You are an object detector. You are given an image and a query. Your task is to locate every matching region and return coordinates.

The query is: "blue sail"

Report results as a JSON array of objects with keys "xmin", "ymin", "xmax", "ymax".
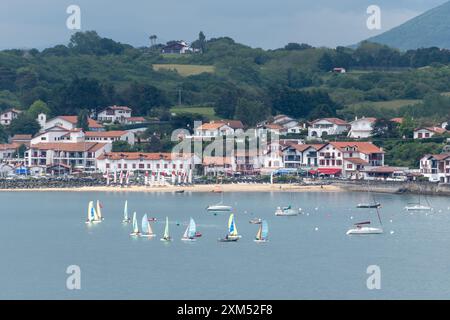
[
  {"xmin": 142, "ymin": 214, "xmax": 149, "ymax": 232},
  {"xmin": 90, "ymin": 207, "xmax": 96, "ymax": 220},
  {"xmin": 261, "ymin": 220, "xmax": 269, "ymax": 239}
]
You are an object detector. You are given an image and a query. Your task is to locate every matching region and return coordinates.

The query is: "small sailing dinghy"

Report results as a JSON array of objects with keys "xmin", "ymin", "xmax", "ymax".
[
  {"xmin": 218, "ymin": 213, "xmax": 241, "ymax": 242},
  {"xmin": 122, "ymin": 200, "xmax": 131, "ymax": 223},
  {"xmin": 160, "ymin": 216, "xmax": 172, "ymax": 242},
  {"xmin": 346, "ymin": 221, "xmax": 383, "ymax": 235},
  {"xmin": 140, "ymin": 214, "xmax": 155, "ymax": 238},
  {"xmin": 130, "ymin": 212, "xmax": 141, "ymax": 236},
  {"xmin": 181, "ymin": 217, "xmax": 197, "ymax": 241},
  {"xmin": 254, "ymin": 220, "xmax": 269, "ymax": 243},
  {"xmin": 275, "ymin": 205, "xmax": 299, "ymax": 216}
]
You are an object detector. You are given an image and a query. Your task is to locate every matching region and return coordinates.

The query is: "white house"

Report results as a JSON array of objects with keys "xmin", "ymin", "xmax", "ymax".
[
  {"xmin": 281, "ymin": 144, "xmax": 323, "ymax": 169},
  {"xmin": 97, "ymin": 152, "xmax": 199, "ymax": 175},
  {"xmin": 42, "ymin": 115, "xmax": 104, "ymax": 132},
  {"xmin": 84, "ymin": 131, "xmax": 135, "ymax": 145},
  {"xmin": 348, "ymin": 117, "xmax": 377, "ymax": 139},
  {"xmin": 308, "ymin": 118, "xmax": 349, "ymax": 138},
  {"xmin": 420, "ymin": 153, "xmax": 450, "ymax": 183},
  {"xmin": 315, "ymin": 142, "xmax": 384, "ymax": 178},
  {"xmin": 97, "ymin": 106, "xmax": 132, "ymax": 124},
  {"xmin": 0, "ymin": 108, "xmax": 21, "ymax": 125},
  {"xmin": 414, "ymin": 127, "xmax": 446, "ymax": 139},
  {"xmin": 25, "ymin": 142, "xmax": 111, "ymax": 172},
  {"xmin": 161, "ymin": 41, "xmax": 192, "ymax": 54},
  {"xmin": 194, "ymin": 120, "xmax": 244, "ymax": 137},
  {"xmin": 0, "ymin": 143, "xmax": 19, "ymax": 160}
]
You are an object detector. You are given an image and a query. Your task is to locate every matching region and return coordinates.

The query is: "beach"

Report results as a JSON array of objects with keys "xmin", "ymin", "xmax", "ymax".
[{"xmin": 0, "ymin": 183, "xmax": 342, "ymax": 193}]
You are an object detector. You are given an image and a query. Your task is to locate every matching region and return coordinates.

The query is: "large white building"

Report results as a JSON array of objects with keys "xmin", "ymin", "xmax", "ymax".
[
  {"xmin": 97, "ymin": 106, "xmax": 132, "ymax": 124},
  {"xmin": 414, "ymin": 127, "xmax": 446, "ymax": 139},
  {"xmin": 40, "ymin": 115, "xmax": 104, "ymax": 132},
  {"xmin": 0, "ymin": 108, "xmax": 21, "ymax": 125},
  {"xmin": 308, "ymin": 118, "xmax": 349, "ymax": 138},
  {"xmin": 348, "ymin": 117, "xmax": 376, "ymax": 139},
  {"xmin": 194, "ymin": 120, "xmax": 244, "ymax": 137},
  {"xmin": 420, "ymin": 153, "xmax": 450, "ymax": 183}
]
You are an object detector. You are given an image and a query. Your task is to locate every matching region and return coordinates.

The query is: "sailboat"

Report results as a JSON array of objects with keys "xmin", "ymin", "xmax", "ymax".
[
  {"xmin": 347, "ymin": 206, "xmax": 383, "ymax": 235},
  {"xmin": 160, "ymin": 216, "xmax": 172, "ymax": 242},
  {"xmin": 254, "ymin": 220, "xmax": 269, "ymax": 243},
  {"xmin": 405, "ymin": 191, "xmax": 432, "ymax": 211},
  {"xmin": 218, "ymin": 213, "xmax": 241, "ymax": 242},
  {"xmin": 122, "ymin": 200, "xmax": 131, "ymax": 223},
  {"xmin": 130, "ymin": 212, "xmax": 141, "ymax": 236},
  {"xmin": 140, "ymin": 214, "xmax": 156, "ymax": 237},
  {"xmin": 357, "ymin": 181, "xmax": 381, "ymax": 208},
  {"xmin": 206, "ymin": 192, "xmax": 232, "ymax": 212},
  {"xmin": 96, "ymin": 200, "xmax": 104, "ymax": 221},
  {"xmin": 181, "ymin": 217, "xmax": 197, "ymax": 241}
]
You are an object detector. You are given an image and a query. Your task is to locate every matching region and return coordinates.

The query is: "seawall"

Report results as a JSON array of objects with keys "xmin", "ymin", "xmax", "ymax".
[{"xmin": 334, "ymin": 180, "xmax": 450, "ymax": 196}]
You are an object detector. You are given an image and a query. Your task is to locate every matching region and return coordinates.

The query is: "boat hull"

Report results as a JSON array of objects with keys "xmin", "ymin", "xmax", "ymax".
[
  {"xmin": 160, "ymin": 237, "xmax": 173, "ymax": 242},
  {"xmin": 181, "ymin": 237, "xmax": 196, "ymax": 242},
  {"xmin": 140, "ymin": 233, "xmax": 156, "ymax": 238},
  {"xmin": 346, "ymin": 227, "xmax": 383, "ymax": 235},
  {"xmin": 357, "ymin": 203, "xmax": 381, "ymax": 208},
  {"xmin": 207, "ymin": 206, "xmax": 232, "ymax": 212},
  {"xmin": 254, "ymin": 239, "xmax": 268, "ymax": 243},
  {"xmin": 130, "ymin": 232, "xmax": 141, "ymax": 236},
  {"xmin": 405, "ymin": 206, "xmax": 432, "ymax": 211},
  {"xmin": 275, "ymin": 209, "xmax": 298, "ymax": 216}
]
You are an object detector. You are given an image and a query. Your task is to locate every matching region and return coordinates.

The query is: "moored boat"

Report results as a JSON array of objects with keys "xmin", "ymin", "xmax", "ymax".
[
  {"xmin": 140, "ymin": 214, "xmax": 156, "ymax": 238},
  {"xmin": 275, "ymin": 205, "xmax": 299, "ymax": 216},
  {"xmin": 160, "ymin": 216, "xmax": 172, "ymax": 242},
  {"xmin": 181, "ymin": 217, "xmax": 197, "ymax": 241},
  {"xmin": 346, "ymin": 221, "xmax": 383, "ymax": 235},
  {"xmin": 130, "ymin": 212, "xmax": 141, "ymax": 236}
]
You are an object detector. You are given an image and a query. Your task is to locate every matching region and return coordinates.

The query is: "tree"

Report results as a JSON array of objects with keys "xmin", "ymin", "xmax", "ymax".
[
  {"xmin": 214, "ymin": 90, "xmax": 239, "ymax": 119},
  {"xmin": 234, "ymin": 98, "xmax": 271, "ymax": 126},
  {"xmin": 8, "ymin": 113, "xmax": 41, "ymax": 136},
  {"xmin": 13, "ymin": 144, "xmax": 27, "ymax": 158},
  {"xmin": 28, "ymin": 100, "xmax": 50, "ymax": 118},
  {"xmin": 77, "ymin": 109, "xmax": 90, "ymax": 131},
  {"xmin": 318, "ymin": 53, "xmax": 334, "ymax": 71},
  {"xmin": 398, "ymin": 116, "xmax": 416, "ymax": 138},
  {"xmin": 372, "ymin": 118, "xmax": 399, "ymax": 139},
  {"xmin": 112, "ymin": 140, "xmax": 134, "ymax": 152},
  {"xmin": 120, "ymin": 82, "xmax": 169, "ymax": 115}
]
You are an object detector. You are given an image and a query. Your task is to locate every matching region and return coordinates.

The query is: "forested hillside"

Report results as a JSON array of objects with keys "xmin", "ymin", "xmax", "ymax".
[{"xmin": 2, "ymin": 31, "xmax": 450, "ymax": 128}]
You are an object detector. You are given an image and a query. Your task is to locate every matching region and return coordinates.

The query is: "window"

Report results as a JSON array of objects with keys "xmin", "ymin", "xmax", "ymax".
[
  {"xmin": 347, "ymin": 164, "xmax": 353, "ymax": 169},
  {"xmin": 139, "ymin": 164, "xmax": 144, "ymax": 169},
  {"xmin": 147, "ymin": 164, "xmax": 151, "ymax": 169},
  {"xmin": 336, "ymin": 160, "xmax": 342, "ymax": 166},
  {"xmin": 132, "ymin": 164, "xmax": 136, "ymax": 169},
  {"xmin": 106, "ymin": 164, "xmax": 110, "ymax": 169},
  {"xmin": 157, "ymin": 164, "xmax": 160, "ymax": 169},
  {"xmin": 320, "ymin": 160, "xmax": 325, "ymax": 165},
  {"xmin": 124, "ymin": 164, "xmax": 128, "ymax": 169},
  {"xmin": 118, "ymin": 164, "xmax": 122, "ymax": 169}
]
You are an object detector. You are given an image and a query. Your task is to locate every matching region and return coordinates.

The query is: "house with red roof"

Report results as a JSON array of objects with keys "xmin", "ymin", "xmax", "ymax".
[
  {"xmin": 281, "ymin": 144, "xmax": 324, "ymax": 169},
  {"xmin": 43, "ymin": 115, "xmax": 104, "ymax": 132},
  {"xmin": 414, "ymin": 127, "xmax": 447, "ymax": 139},
  {"xmin": 308, "ymin": 118, "xmax": 350, "ymax": 138},
  {"xmin": 420, "ymin": 153, "xmax": 450, "ymax": 182},
  {"xmin": 97, "ymin": 105, "xmax": 132, "ymax": 124},
  {"xmin": 194, "ymin": 120, "xmax": 244, "ymax": 137},
  {"xmin": 314, "ymin": 142, "xmax": 385, "ymax": 178}
]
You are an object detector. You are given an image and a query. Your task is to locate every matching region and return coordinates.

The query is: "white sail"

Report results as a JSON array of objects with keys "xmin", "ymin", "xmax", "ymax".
[
  {"xmin": 132, "ymin": 212, "xmax": 139, "ymax": 234},
  {"xmin": 87, "ymin": 201, "xmax": 95, "ymax": 222},
  {"xmin": 96, "ymin": 200, "xmax": 103, "ymax": 220}
]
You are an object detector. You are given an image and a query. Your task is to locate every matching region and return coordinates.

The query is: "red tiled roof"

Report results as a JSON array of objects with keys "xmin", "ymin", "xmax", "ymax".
[
  {"xmin": 103, "ymin": 105, "xmax": 132, "ymax": 111},
  {"xmin": 11, "ymin": 134, "xmax": 32, "ymax": 140},
  {"xmin": 85, "ymin": 131, "xmax": 128, "ymax": 138},
  {"xmin": 285, "ymin": 144, "xmax": 325, "ymax": 152},
  {"xmin": 127, "ymin": 117, "xmax": 146, "ymax": 122},
  {"xmin": 351, "ymin": 117, "xmax": 377, "ymax": 124},
  {"xmin": 415, "ymin": 127, "xmax": 447, "ymax": 134},
  {"xmin": 390, "ymin": 117, "xmax": 403, "ymax": 124},
  {"xmin": 311, "ymin": 118, "xmax": 349, "ymax": 126},
  {"xmin": 0, "ymin": 143, "xmax": 19, "ymax": 151},
  {"xmin": 57, "ymin": 116, "xmax": 104, "ymax": 129},
  {"xmin": 323, "ymin": 142, "xmax": 384, "ymax": 154},
  {"xmin": 345, "ymin": 158, "xmax": 369, "ymax": 165}
]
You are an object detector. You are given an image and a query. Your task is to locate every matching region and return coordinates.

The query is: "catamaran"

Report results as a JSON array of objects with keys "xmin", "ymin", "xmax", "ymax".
[
  {"xmin": 122, "ymin": 200, "xmax": 131, "ymax": 223},
  {"xmin": 218, "ymin": 213, "xmax": 241, "ymax": 242},
  {"xmin": 160, "ymin": 216, "xmax": 172, "ymax": 242},
  {"xmin": 130, "ymin": 212, "xmax": 141, "ymax": 236},
  {"xmin": 275, "ymin": 205, "xmax": 299, "ymax": 216},
  {"xmin": 96, "ymin": 200, "xmax": 104, "ymax": 221},
  {"xmin": 140, "ymin": 214, "xmax": 155, "ymax": 238},
  {"xmin": 254, "ymin": 220, "xmax": 269, "ymax": 243},
  {"xmin": 181, "ymin": 217, "xmax": 197, "ymax": 241},
  {"xmin": 86, "ymin": 201, "xmax": 101, "ymax": 224}
]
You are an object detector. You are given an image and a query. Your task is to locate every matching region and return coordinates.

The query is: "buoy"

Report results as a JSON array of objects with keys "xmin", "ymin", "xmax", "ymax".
[
  {"xmin": 350, "ymin": 216, "xmax": 354, "ymax": 220},
  {"xmin": 390, "ymin": 219, "xmax": 393, "ymax": 223},
  {"xmin": 390, "ymin": 230, "xmax": 395, "ymax": 234},
  {"xmin": 314, "ymin": 227, "xmax": 319, "ymax": 231}
]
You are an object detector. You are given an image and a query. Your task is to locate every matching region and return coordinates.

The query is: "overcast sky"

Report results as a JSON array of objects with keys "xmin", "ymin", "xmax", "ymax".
[{"xmin": 0, "ymin": 0, "xmax": 447, "ymax": 50}]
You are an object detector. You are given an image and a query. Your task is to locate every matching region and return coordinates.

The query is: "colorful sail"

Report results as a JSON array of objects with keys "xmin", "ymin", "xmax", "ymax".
[
  {"xmin": 256, "ymin": 225, "xmax": 262, "ymax": 240},
  {"xmin": 87, "ymin": 201, "xmax": 95, "ymax": 222},
  {"xmin": 228, "ymin": 214, "xmax": 238, "ymax": 236},
  {"xmin": 261, "ymin": 220, "xmax": 268, "ymax": 239},
  {"xmin": 132, "ymin": 212, "xmax": 139, "ymax": 233}
]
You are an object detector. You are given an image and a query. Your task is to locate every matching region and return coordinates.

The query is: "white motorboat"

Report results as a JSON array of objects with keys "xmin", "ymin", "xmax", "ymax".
[{"xmin": 405, "ymin": 204, "xmax": 432, "ymax": 211}]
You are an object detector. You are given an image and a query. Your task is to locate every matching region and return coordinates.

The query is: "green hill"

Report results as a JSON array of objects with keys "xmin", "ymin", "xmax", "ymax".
[{"xmin": 366, "ymin": 1, "xmax": 450, "ymax": 50}]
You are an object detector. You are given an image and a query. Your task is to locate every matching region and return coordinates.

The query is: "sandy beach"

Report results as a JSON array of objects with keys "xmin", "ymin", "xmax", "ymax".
[{"xmin": 0, "ymin": 183, "xmax": 342, "ymax": 193}]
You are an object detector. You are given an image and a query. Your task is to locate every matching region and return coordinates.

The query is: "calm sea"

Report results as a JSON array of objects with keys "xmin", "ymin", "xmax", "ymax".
[{"xmin": 0, "ymin": 190, "xmax": 449, "ymax": 299}]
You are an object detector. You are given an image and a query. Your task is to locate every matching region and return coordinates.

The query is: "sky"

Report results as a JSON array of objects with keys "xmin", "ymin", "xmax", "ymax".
[{"xmin": 0, "ymin": 0, "xmax": 447, "ymax": 50}]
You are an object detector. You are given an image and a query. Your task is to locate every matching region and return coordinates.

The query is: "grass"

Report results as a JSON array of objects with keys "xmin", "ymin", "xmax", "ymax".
[
  {"xmin": 170, "ymin": 106, "xmax": 218, "ymax": 119},
  {"xmin": 348, "ymin": 99, "xmax": 422, "ymax": 109},
  {"xmin": 153, "ymin": 64, "xmax": 215, "ymax": 77}
]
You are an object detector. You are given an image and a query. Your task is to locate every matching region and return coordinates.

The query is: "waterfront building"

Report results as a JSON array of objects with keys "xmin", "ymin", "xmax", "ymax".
[{"xmin": 420, "ymin": 153, "xmax": 450, "ymax": 182}]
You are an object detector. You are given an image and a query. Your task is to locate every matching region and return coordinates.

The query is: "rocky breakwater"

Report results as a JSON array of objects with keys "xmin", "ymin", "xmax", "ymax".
[
  {"xmin": 0, "ymin": 176, "xmax": 106, "ymax": 190},
  {"xmin": 334, "ymin": 180, "xmax": 450, "ymax": 196}
]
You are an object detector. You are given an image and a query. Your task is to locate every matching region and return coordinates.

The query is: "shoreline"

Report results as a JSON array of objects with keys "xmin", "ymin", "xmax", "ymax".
[{"xmin": 0, "ymin": 183, "xmax": 342, "ymax": 193}]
